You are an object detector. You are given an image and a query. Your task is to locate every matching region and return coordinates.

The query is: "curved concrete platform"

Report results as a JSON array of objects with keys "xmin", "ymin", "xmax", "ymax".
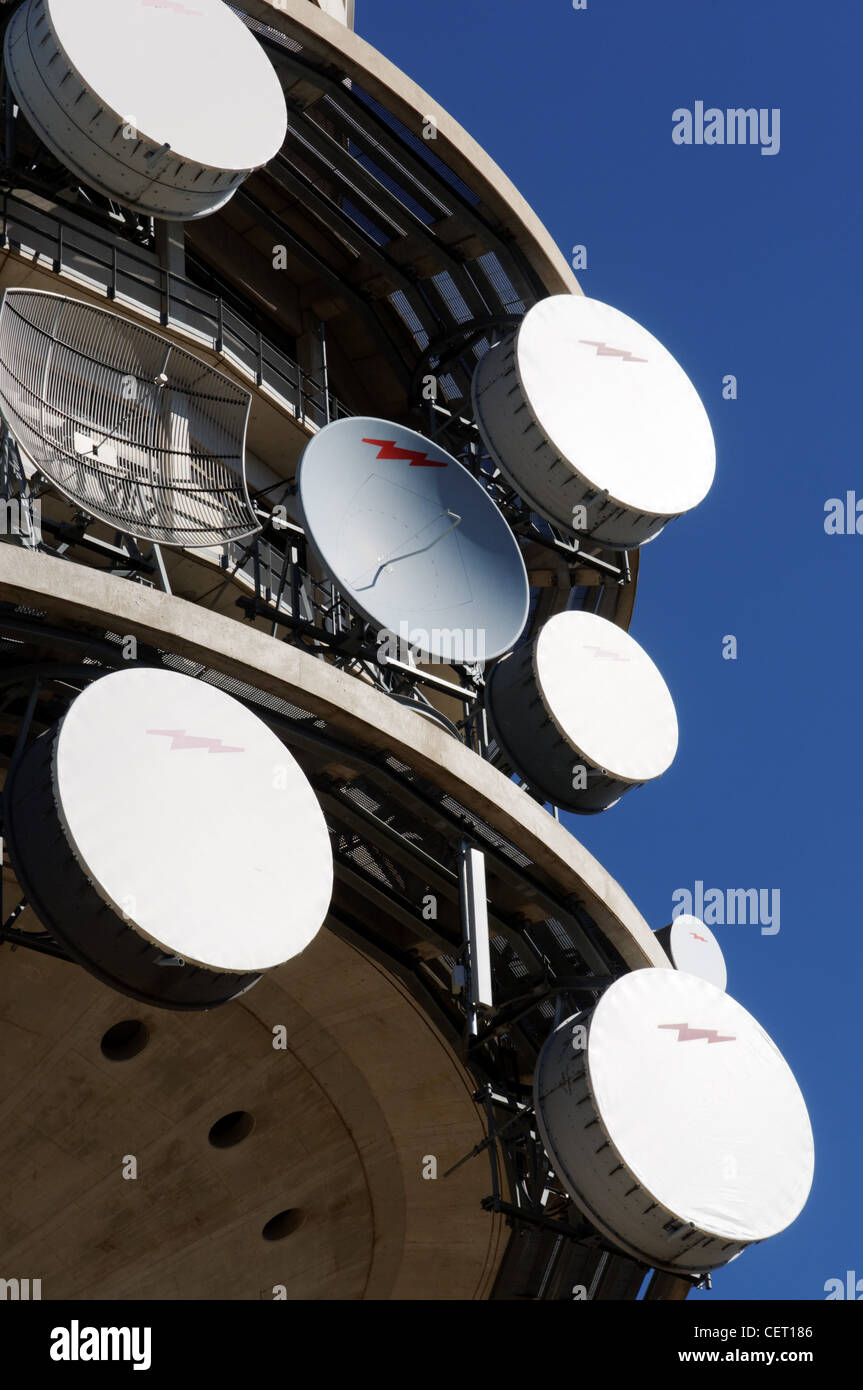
[
  {"xmin": 0, "ymin": 917, "xmax": 502, "ymax": 1299},
  {"xmin": 0, "ymin": 546, "xmax": 667, "ymax": 972}
]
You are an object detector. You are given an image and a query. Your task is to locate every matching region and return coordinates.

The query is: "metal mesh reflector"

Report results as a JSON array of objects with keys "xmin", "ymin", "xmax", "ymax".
[{"xmin": 0, "ymin": 289, "xmax": 259, "ymax": 547}]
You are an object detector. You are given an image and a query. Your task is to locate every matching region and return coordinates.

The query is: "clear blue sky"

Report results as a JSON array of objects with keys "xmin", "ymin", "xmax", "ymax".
[{"xmin": 360, "ymin": 0, "xmax": 861, "ymax": 1301}]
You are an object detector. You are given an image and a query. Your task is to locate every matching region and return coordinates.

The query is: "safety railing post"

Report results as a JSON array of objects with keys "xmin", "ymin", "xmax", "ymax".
[{"xmin": 0, "ymin": 193, "xmax": 350, "ymax": 422}]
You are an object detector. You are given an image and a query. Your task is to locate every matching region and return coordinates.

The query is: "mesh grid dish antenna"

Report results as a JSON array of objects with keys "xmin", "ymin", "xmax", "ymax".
[
  {"xmin": 472, "ymin": 295, "xmax": 715, "ymax": 548},
  {"xmin": 0, "ymin": 289, "xmax": 260, "ymax": 547},
  {"xmin": 3, "ymin": 668, "xmax": 334, "ymax": 1010},
  {"xmin": 656, "ymin": 915, "xmax": 728, "ymax": 992},
  {"xmin": 4, "ymin": 0, "xmax": 287, "ymax": 220},
  {"xmin": 297, "ymin": 417, "xmax": 529, "ymax": 664},
  {"xmin": 534, "ymin": 970, "xmax": 814, "ymax": 1273},
  {"xmin": 486, "ymin": 609, "xmax": 678, "ymax": 813}
]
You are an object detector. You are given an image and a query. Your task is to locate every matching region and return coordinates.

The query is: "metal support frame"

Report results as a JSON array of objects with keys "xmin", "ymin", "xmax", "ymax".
[
  {"xmin": 447, "ymin": 1082, "xmax": 586, "ymax": 1238},
  {"xmin": 0, "ymin": 676, "xmax": 73, "ymax": 965},
  {"xmin": 0, "ymin": 417, "xmax": 40, "ymax": 549},
  {"xmin": 0, "ymin": 419, "xmax": 178, "ymax": 588},
  {"xmin": 446, "ymin": 1081, "xmax": 709, "ymax": 1295},
  {"xmin": 458, "ymin": 841, "xmax": 493, "ymax": 1036}
]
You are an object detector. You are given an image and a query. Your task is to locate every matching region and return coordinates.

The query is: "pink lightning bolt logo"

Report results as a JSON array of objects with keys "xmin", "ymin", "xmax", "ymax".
[
  {"xmin": 579, "ymin": 339, "xmax": 647, "ymax": 364},
  {"xmin": 143, "ymin": 1, "xmax": 203, "ymax": 14},
  {"xmin": 583, "ymin": 645, "xmax": 630, "ymax": 663},
  {"xmin": 147, "ymin": 730, "xmax": 244, "ymax": 754},
  {"xmin": 658, "ymin": 1023, "xmax": 736, "ymax": 1044},
  {"xmin": 691, "ymin": 931, "xmax": 708, "ymax": 943},
  {"xmin": 362, "ymin": 438, "xmax": 448, "ymax": 467}
]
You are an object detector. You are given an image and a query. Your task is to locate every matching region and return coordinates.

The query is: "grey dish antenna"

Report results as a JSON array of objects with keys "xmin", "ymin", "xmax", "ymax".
[
  {"xmin": 472, "ymin": 295, "xmax": 716, "ymax": 548},
  {"xmin": 4, "ymin": 0, "xmax": 287, "ymax": 220},
  {"xmin": 0, "ymin": 290, "xmax": 259, "ymax": 547},
  {"xmin": 297, "ymin": 417, "xmax": 529, "ymax": 664}
]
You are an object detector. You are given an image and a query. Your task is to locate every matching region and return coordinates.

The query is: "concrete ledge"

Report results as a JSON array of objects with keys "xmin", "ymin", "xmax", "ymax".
[
  {"xmin": 244, "ymin": 0, "xmax": 581, "ymax": 300},
  {"xmin": 0, "ymin": 547, "xmax": 668, "ymax": 970}
]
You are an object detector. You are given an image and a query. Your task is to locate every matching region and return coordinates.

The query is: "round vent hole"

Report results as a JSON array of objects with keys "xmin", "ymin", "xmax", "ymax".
[
  {"xmin": 208, "ymin": 1110, "xmax": 255, "ymax": 1149},
  {"xmin": 262, "ymin": 1209, "xmax": 304, "ymax": 1241},
  {"xmin": 100, "ymin": 1020, "xmax": 149, "ymax": 1062}
]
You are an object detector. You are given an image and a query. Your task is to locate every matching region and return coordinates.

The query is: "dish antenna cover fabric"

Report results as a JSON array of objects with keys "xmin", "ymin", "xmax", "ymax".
[
  {"xmin": 657, "ymin": 915, "xmax": 728, "ymax": 992},
  {"xmin": 297, "ymin": 417, "xmax": 529, "ymax": 663},
  {"xmin": 534, "ymin": 970, "xmax": 814, "ymax": 1273},
  {"xmin": 4, "ymin": 0, "xmax": 287, "ymax": 220},
  {"xmin": 486, "ymin": 610, "xmax": 678, "ymax": 812},
  {"xmin": 3, "ymin": 669, "xmax": 333, "ymax": 1010},
  {"xmin": 0, "ymin": 289, "xmax": 260, "ymax": 547},
  {"xmin": 472, "ymin": 295, "xmax": 715, "ymax": 548}
]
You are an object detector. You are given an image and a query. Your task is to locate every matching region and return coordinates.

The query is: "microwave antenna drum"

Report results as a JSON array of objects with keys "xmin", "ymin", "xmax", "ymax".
[
  {"xmin": 534, "ymin": 970, "xmax": 815, "ymax": 1272},
  {"xmin": 472, "ymin": 295, "xmax": 715, "ymax": 549},
  {"xmin": 3, "ymin": 669, "xmax": 334, "ymax": 1009},
  {"xmin": 3, "ymin": 0, "xmax": 288, "ymax": 220}
]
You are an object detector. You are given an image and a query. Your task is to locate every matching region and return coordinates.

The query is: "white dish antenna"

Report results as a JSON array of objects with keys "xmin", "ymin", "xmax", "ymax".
[
  {"xmin": 486, "ymin": 610, "xmax": 678, "ymax": 812},
  {"xmin": 534, "ymin": 970, "xmax": 814, "ymax": 1272},
  {"xmin": 297, "ymin": 417, "xmax": 529, "ymax": 663},
  {"xmin": 4, "ymin": 0, "xmax": 287, "ymax": 219},
  {"xmin": 4, "ymin": 669, "xmax": 333, "ymax": 1009},
  {"xmin": 657, "ymin": 915, "xmax": 727, "ymax": 992},
  {"xmin": 472, "ymin": 295, "xmax": 715, "ymax": 548},
  {"xmin": 0, "ymin": 289, "xmax": 260, "ymax": 547}
]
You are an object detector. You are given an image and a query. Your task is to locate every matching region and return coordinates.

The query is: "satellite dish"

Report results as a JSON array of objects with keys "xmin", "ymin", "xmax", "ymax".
[
  {"xmin": 4, "ymin": 0, "xmax": 287, "ymax": 220},
  {"xmin": 472, "ymin": 295, "xmax": 716, "ymax": 548},
  {"xmin": 297, "ymin": 417, "xmax": 529, "ymax": 663},
  {"xmin": 656, "ymin": 915, "xmax": 727, "ymax": 992},
  {"xmin": 485, "ymin": 610, "xmax": 678, "ymax": 813},
  {"xmin": 0, "ymin": 289, "xmax": 260, "ymax": 547},
  {"xmin": 3, "ymin": 669, "xmax": 333, "ymax": 1010},
  {"xmin": 534, "ymin": 970, "xmax": 814, "ymax": 1273}
]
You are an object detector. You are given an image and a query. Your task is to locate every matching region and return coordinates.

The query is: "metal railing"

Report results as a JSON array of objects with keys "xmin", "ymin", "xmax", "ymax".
[
  {"xmin": 0, "ymin": 289, "xmax": 261, "ymax": 547},
  {"xmin": 0, "ymin": 192, "xmax": 351, "ymax": 431}
]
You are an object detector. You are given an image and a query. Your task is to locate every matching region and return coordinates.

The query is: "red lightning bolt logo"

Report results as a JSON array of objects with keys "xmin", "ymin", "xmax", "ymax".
[
  {"xmin": 147, "ymin": 730, "xmax": 244, "ymax": 753},
  {"xmin": 691, "ymin": 932, "xmax": 708, "ymax": 943},
  {"xmin": 658, "ymin": 1023, "xmax": 736, "ymax": 1044},
  {"xmin": 362, "ymin": 438, "xmax": 448, "ymax": 467},
  {"xmin": 579, "ymin": 339, "xmax": 648, "ymax": 364}
]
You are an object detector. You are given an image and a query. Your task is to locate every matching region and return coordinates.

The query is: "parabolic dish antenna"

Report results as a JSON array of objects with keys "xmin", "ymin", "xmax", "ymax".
[
  {"xmin": 657, "ymin": 915, "xmax": 728, "ymax": 992},
  {"xmin": 472, "ymin": 295, "xmax": 715, "ymax": 548},
  {"xmin": 4, "ymin": 0, "xmax": 287, "ymax": 220},
  {"xmin": 4, "ymin": 668, "xmax": 334, "ymax": 1010},
  {"xmin": 486, "ymin": 609, "xmax": 678, "ymax": 813},
  {"xmin": 297, "ymin": 417, "xmax": 529, "ymax": 663},
  {"xmin": 534, "ymin": 970, "xmax": 814, "ymax": 1273},
  {"xmin": 0, "ymin": 289, "xmax": 259, "ymax": 547}
]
